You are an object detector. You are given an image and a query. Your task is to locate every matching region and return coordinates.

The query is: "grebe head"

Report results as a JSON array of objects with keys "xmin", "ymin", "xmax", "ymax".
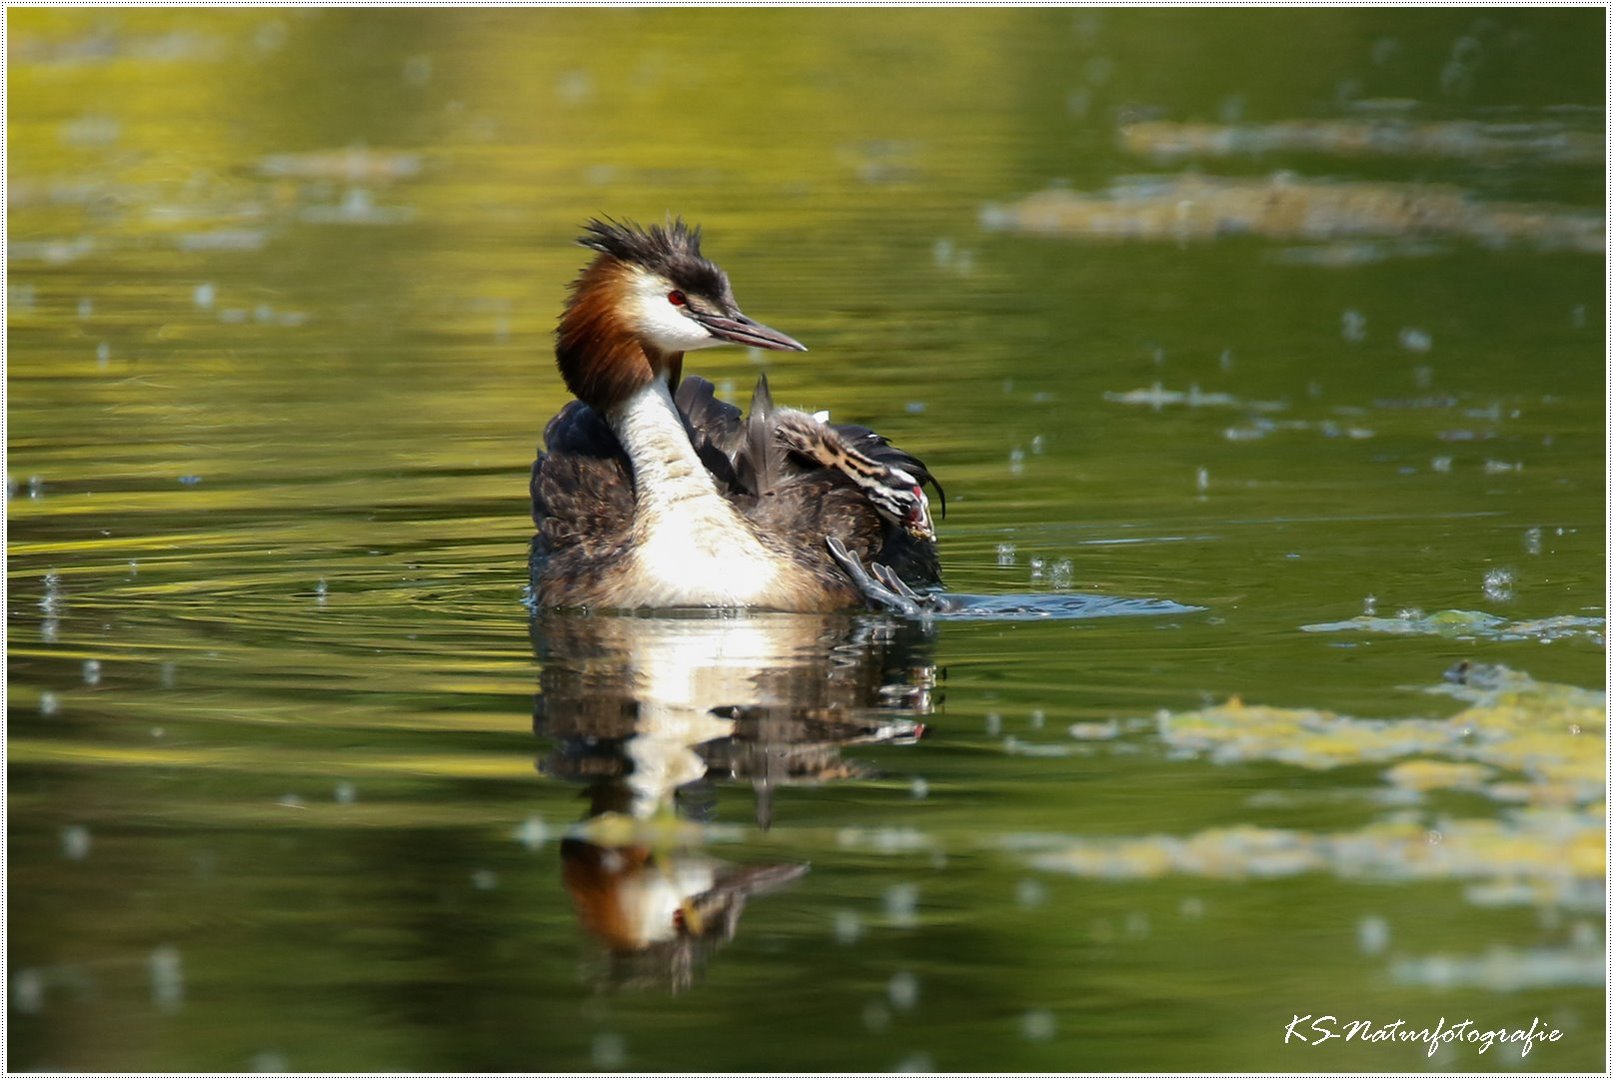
[
  {"xmin": 557, "ymin": 218, "xmax": 805, "ymax": 411},
  {"xmin": 578, "ymin": 217, "xmax": 807, "ymax": 355}
]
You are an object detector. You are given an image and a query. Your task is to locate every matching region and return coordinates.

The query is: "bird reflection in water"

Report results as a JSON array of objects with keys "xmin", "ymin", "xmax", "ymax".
[{"xmin": 532, "ymin": 611, "xmax": 937, "ymax": 991}]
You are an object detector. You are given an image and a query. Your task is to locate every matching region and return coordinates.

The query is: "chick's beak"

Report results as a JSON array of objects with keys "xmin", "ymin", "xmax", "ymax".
[{"xmin": 694, "ymin": 310, "xmax": 807, "ymax": 352}]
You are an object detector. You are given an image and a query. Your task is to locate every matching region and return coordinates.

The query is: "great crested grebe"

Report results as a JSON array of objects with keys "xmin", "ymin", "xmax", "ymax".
[{"xmin": 530, "ymin": 218, "xmax": 944, "ymax": 611}]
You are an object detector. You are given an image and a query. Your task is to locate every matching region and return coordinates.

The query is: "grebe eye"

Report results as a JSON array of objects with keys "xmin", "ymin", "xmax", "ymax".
[{"xmin": 667, "ymin": 290, "xmax": 687, "ymax": 307}]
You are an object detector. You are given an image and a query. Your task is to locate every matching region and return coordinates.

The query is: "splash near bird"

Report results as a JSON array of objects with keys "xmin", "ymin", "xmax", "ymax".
[{"xmin": 530, "ymin": 217, "xmax": 944, "ymax": 612}]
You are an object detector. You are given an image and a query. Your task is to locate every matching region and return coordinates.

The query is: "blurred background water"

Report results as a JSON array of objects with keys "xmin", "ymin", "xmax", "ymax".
[{"xmin": 5, "ymin": 8, "xmax": 1605, "ymax": 1071}]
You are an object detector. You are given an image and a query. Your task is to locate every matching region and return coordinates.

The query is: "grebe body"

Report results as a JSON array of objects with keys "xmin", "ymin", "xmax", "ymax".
[{"xmin": 530, "ymin": 219, "xmax": 941, "ymax": 612}]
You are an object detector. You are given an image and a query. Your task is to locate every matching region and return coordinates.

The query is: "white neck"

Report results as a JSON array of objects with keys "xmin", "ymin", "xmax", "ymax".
[
  {"xmin": 608, "ymin": 377, "xmax": 721, "ymax": 515},
  {"xmin": 606, "ymin": 377, "xmax": 782, "ymax": 606}
]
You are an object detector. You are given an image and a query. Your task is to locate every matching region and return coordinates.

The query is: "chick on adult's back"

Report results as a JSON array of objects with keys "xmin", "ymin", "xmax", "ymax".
[{"xmin": 530, "ymin": 218, "xmax": 942, "ymax": 611}]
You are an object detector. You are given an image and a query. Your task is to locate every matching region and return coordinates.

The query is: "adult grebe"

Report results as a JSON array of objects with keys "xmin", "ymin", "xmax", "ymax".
[{"xmin": 530, "ymin": 218, "xmax": 943, "ymax": 611}]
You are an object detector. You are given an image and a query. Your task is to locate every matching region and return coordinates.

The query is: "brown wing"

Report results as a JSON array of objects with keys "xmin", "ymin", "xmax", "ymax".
[
  {"xmin": 738, "ymin": 377, "xmax": 943, "ymax": 591},
  {"xmin": 530, "ymin": 402, "xmax": 635, "ymax": 600}
]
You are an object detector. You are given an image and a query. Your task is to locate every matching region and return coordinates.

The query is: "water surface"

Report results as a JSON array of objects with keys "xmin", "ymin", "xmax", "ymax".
[{"xmin": 7, "ymin": 8, "xmax": 1605, "ymax": 1071}]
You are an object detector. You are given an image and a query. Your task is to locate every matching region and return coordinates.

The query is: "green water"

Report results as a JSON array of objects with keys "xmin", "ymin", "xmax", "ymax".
[{"xmin": 6, "ymin": 8, "xmax": 1605, "ymax": 1072}]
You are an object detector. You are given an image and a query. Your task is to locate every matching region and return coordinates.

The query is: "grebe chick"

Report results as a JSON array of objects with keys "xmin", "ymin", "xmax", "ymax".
[{"xmin": 530, "ymin": 217, "xmax": 943, "ymax": 612}]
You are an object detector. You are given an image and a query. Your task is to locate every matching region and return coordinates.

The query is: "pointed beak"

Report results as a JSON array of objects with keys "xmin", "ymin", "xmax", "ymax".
[{"xmin": 693, "ymin": 310, "xmax": 808, "ymax": 352}]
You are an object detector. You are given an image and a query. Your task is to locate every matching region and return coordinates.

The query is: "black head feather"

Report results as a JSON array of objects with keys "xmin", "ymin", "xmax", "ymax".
[{"xmin": 577, "ymin": 217, "xmax": 733, "ymax": 306}]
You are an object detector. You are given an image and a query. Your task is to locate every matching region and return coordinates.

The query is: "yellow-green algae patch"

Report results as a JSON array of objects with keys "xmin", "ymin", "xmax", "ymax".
[
  {"xmin": 1384, "ymin": 760, "xmax": 1494, "ymax": 793},
  {"xmin": 1119, "ymin": 118, "xmax": 1602, "ymax": 167},
  {"xmin": 1031, "ymin": 813, "xmax": 1602, "ymax": 912},
  {"xmin": 981, "ymin": 176, "xmax": 1601, "ymax": 254},
  {"xmin": 1035, "ymin": 667, "xmax": 1604, "ymax": 912},
  {"xmin": 1157, "ymin": 665, "xmax": 1603, "ymax": 807},
  {"xmin": 1302, "ymin": 609, "xmax": 1604, "ymax": 645}
]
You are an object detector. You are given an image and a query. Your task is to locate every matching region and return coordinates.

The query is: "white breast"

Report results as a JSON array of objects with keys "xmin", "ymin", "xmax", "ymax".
[
  {"xmin": 609, "ymin": 378, "xmax": 786, "ymax": 608},
  {"xmin": 629, "ymin": 504, "xmax": 783, "ymax": 606}
]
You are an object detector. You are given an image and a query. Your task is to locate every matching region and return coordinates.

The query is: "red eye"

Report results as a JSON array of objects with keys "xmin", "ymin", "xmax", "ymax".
[{"xmin": 667, "ymin": 290, "xmax": 687, "ymax": 307}]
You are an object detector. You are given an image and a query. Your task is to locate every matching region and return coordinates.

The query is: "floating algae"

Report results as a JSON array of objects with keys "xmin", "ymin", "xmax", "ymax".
[
  {"xmin": 1030, "ymin": 814, "xmax": 1600, "ymax": 905},
  {"xmin": 1158, "ymin": 666, "xmax": 1604, "ymax": 804},
  {"xmin": 1302, "ymin": 609, "xmax": 1604, "ymax": 645},
  {"xmin": 1032, "ymin": 667, "xmax": 1604, "ymax": 912},
  {"xmin": 1120, "ymin": 118, "xmax": 1602, "ymax": 167},
  {"xmin": 981, "ymin": 175, "xmax": 1602, "ymax": 254}
]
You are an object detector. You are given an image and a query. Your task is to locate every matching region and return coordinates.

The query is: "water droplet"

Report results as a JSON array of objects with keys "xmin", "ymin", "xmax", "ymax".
[
  {"xmin": 149, "ymin": 946, "xmax": 184, "ymax": 1012},
  {"xmin": 61, "ymin": 824, "xmax": 91, "ymax": 860},
  {"xmin": 513, "ymin": 815, "xmax": 549, "ymax": 849},
  {"xmin": 1049, "ymin": 560, "xmax": 1073, "ymax": 589},
  {"xmin": 13, "ymin": 969, "xmax": 45, "ymax": 1014},
  {"xmin": 82, "ymin": 659, "xmax": 101, "ymax": 686},
  {"xmin": 883, "ymin": 883, "xmax": 919, "ymax": 927},
  {"xmin": 1357, "ymin": 915, "xmax": 1390, "ymax": 955},
  {"xmin": 996, "ymin": 542, "xmax": 1016, "ymax": 566},
  {"xmin": 1195, "ymin": 467, "xmax": 1209, "ymax": 493},
  {"xmin": 1021, "ymin": 1009, "xmax": 1057, "ymax": 1042},
  {"xmin": 909, "ymin": 777, "xmax": 929, "ymax": 800},
  {"xmin": 1523, "ymin": 527, "xmax": 1542, "ymax": 555},
  {"xmin": 1482, "ymin": 567, "xmax": 1514, "ymax": 603},
  {"xmin": 591, "ymin": 1033, "xmax": 625, "ymax": 1068},
  {"xmin": 834, "ymin": 910, "xmax": 863, "ymax": 945},
  {"xmin": 1397, "ymin": 327, "xmax": 1432, "ymax": 353},
  {"xmin": 887, "ymin": 970, "xmax": 920, "ymax": 1011},
  {"xmin": 402, "ymin": 54, "xmax": 433, "ymax": 86},
  {"xmin": 1341, "ymin": 309, "xmax": 1367, "ymax": 343}
]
